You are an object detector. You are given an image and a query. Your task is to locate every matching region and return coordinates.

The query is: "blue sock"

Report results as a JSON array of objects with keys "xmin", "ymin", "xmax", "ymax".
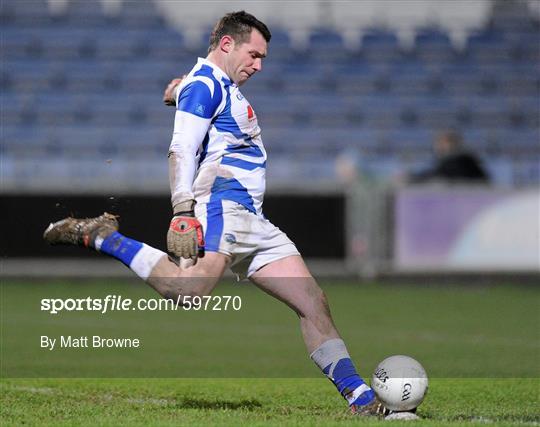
[
  {"xmin": 99, "ymin": 231, "xmax": 143, "ymax": 266},
  {"xmin": 311, "ymin": 339, "xmax": 375, "ymax": 406},
  {"xmin": 323, "ymin": 358, "xmax": 375, "ymax": 405},
  {"xmin": 95, "ymin": 231, "xmax": 166, "ymax": 281}
]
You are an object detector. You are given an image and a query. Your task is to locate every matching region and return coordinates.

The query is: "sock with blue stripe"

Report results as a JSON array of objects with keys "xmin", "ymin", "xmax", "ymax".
[
  {"xmin": 95, "ymin": 231, "xmax": 165, "ymax": 280},
  {"xmin": 311, "ymin": 338, "xmax": 375, "ymax": 407}
]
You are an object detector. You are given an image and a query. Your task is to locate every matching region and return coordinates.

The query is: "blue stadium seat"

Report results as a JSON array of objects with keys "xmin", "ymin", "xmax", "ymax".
[
  {"xmin": 240, "ymin": 63, "xmax": 285, "ymax": 95},
  {"xmin": 2, "ymin": 125, "xmax": 54, "ymax": 158},
  {"xmin": 510, "ymin": 158, "xmax": 540, "ymax": 186},
  {"xmin": 93, "ymin": 29, "xmax": 143, "ymax": 60},
  {"xmin": 1, "ymin": 94, "xmax": 35, "ymax": 126},
  {"xmin": 141, "ymin": 28, "xmax": 186, "ymax": 60},
  {"xmin": 121, "ymin": 60, "xmax": 187, "ymax": 93},
  {"xmin": 304, "ymin": 94, "xmax": 350, "ymax": 127},
  {"xmin": 1, "ymin": 28, "xmax": 44, "ymax": 59},
  {"xmin": 262, "ymin": 28, "xmax": 294, "ymax": 62},
  {"xmin": 387, "ymin": 61, "xmax": 434, "ymax": 95},
  {"xmin": 506, "ymin": 96, "xmax": 540, "ymax": 128},
  {"xmin": 361, "ymin": 30, "xmax": 400, "ymax": 62},
  {"xmin": 3, "ymin": 59, "xmax": 54, "ymax": 93},
  {"xmin": 307, "ymin": 29, "xmax": 348, "ymax": 62},
  {"xmin": 334, "ymin": 62, "xmax": 383, "ymax": 95},
  {"xmin": 462, "ymin": 128, "xmax": 540, "ymax": 154},
  {"xmin": 458, "ymin": 95, "xmax": 515, "ymax": 127},
  {"xmin": 102, "ymin": 126, "xmax": 172, "ymax": 157},
  {"xmin": 263, "ymin": 126, "xmax": 371, "ymax": 156},
  {"xmin": 281, "ymin": 67, "xmax": 330, "ymax": 94},
  {"xmin": 414, "ymin": 28, "xmax": 454, "ymax": 63},
  {"xmin": 1, "ymin": 2, "xmax": 538, "ymax": 187},
  {"xmin": 504, "ymin": 30, "xmax": 540, "ymax": 63},
  {"xmin": 466, "ymin": 30, "xmax": 512, "ymax": 63},
  {"xmin": 490, "ymin": 0, "xmax": 537, "ymax": 33},
  {"xmin": 63, "ymin": 0, "xmax": 107, "ymax": 26},
  {"xmin": 31, "ymin": 28, "xmax": 97, "ymax": 59},
  {"xmin": 116, "ymin": 0, "xmax": 165, "ymax": 28},
  {"xmin": 496, "ymin": 129, "xmax": 540, "ymax": 151},
  {"xmin": 249, "ymin": 94, "xmax": 302, "ymax": 127},
  {"xmin": 1, "ymin": 0, "xmax": 50, "ymax": 25},
  {"xmin": 342, "ymin": 95, "xmax": 405, "ymax": 129},
  {"xmin": 58, "ymin": 60, "xmax": 122, "ymax": 92},
  {"xmin": 410, "ymin": 96, "xmax": 463, "ymax": 128},
  {"xmin": 444, "ymin": 73, "xmax": 499, "ymax": 97},
  {"xmin": 377, "ymin": 128, "xmax": 435, "ymax": 152}
]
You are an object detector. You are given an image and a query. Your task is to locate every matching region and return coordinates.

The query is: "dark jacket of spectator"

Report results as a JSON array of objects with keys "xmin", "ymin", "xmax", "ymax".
[{"xmin": 409, "ymin": 131, "xmax": 490, "ymax": 184}]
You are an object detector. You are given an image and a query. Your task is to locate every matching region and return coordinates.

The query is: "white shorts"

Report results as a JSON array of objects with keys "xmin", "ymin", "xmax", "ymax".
[{"xmin": 195, "ymin": 200, "xmax": 300, "ymax": 279}]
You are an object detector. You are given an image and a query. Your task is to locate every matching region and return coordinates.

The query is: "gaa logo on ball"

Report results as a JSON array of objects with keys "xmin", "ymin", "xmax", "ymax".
[{"xmin": 371, "ymin": 355, "xmax": 428, "ymax": 412}]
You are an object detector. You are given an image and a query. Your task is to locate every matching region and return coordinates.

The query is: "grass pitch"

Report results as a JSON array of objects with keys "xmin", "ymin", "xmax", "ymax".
[
  {"xmin": 1, "ymin": 378, "xmax": 538, "ymax": 426},
  {"xmin": 1, "ymin": 279, "xmax": 539, "ymax": 426}
]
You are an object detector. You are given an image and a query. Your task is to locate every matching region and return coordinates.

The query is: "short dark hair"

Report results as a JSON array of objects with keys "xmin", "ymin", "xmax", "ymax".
[{"xmin": 208, "ymin": 11, "xmax": 271, "ymax": 52}]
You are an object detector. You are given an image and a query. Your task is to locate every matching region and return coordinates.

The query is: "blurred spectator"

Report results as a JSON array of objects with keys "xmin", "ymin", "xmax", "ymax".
[{"xmin": 408, "ymin": 130, "xmax": 490, "ymax": 184}]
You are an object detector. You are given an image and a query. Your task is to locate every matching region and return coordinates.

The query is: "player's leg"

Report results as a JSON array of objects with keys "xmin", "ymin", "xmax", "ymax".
[
  {"xmin": 249, "ymin": 255, "xmax": 339, "ymax": 352},
  {"xmin": 146, "ymin": 252, "xmax": 229, "ymax": 300},
  {"xmin": 43, "ymin": 212, "xmax": 229, "ymax": 299},
  {"xmin": 250, "ymin": 255, "xmax": 381, "ymax": 413}
]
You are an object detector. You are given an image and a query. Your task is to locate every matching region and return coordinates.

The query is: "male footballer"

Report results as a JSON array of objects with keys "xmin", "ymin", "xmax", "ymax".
[{"xmin": 44, "ymin": 11, "xmax": 388, "ymax": 417}]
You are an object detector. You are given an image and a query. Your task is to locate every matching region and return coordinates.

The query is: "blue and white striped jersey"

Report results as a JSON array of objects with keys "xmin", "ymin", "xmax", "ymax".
[{"xmin": 170, "ymin": 58, "xmax": 267, "ymax": 215}]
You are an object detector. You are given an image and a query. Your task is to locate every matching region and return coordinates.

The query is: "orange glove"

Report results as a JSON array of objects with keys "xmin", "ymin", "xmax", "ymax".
[{"xmin": 167, "ymin": 213, "xmax": 205, "ymax": 262}]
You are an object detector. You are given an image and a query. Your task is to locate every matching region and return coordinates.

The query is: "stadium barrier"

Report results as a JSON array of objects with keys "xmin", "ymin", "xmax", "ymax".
[{"xmin": 2, "ymin": 185, "xmax": 538, "ymax": 278}]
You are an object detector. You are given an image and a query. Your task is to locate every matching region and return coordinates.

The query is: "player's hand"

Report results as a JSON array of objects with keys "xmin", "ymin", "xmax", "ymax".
[
  {"xmin": 167, "ymin": 213, "xmax": 205, "ymax": 263},
  {"xmin": 162, "ymin": 76, "xmax": 185, "ymax": 107}
]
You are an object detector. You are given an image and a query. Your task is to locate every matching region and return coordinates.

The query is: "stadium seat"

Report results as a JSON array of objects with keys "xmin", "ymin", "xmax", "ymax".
[
  {"xmin": 116, "ymin": 0, "xmax": 165, "ymax": 28},
  {"xmin": 490, "ymin": 0, "xmax": 537, "ymax": 32},
  {"xmin": 260, "ymin": 28, "xmax": 295, "ymax": 63},
  {"xmin": 56, "ymin": 60, "xmax": 121, "ymax": 93},
  {"xmin": 0, "ymin": 0, "xmax": 50, "ymax": 25},
  {"xmin": 280, "ymin": 67, "xmax": 331, "ymax": 95},
  {"xmin": 1, "ymin": 95, "xmax": 33, "ymax": 126},
  {"xmin": 414, "ymin": 27, "xmax": 455, "ymax": 63},
  {"xmin": 342, "ymin": 95, "xmax": 404, "ymax": 129},
  {"xmin": 361, "ymin": 30, "xmax": 401, "ymax": 62},
  {"xmin": 239, "ymin": 63, "xmax": 285, "ymax": 95},
  {"xmin": 378, "ymin": 128, "xmax": 435, "ymax": 152},
  {"xmin": 307, "ymin": 29, "xmax": 348, "ymax": 62},
  {"xmin": 141, "ymin": 28, "xmax": 187, "ymax": 60},
  {"xmin": 63, "ymin": 0, "xmax": 107, "ymax": 27},
  {"xmin": 466, "ymin": 29, "xmax": 513, "ymax": 63},
  {"xmin": 506, "ymin": 97, "xmax": 540, "ymax": 129},
  {"xmin": 249, "ymin": 94, "xmax": 304, "ymax": 127},
  {"xmin": 3, "ymin": 59, "xmax": 56, "ymax": 93},
  {"xmin": 32, "ymin": 28, "xmax": 98, "ymax": 60},
  {"xmin": 510, "ymin": 158, "xmax": 540, "ymax": 186},
  {"xmin": 0, "ymin": 1, "xmax": 538, "ymax": 188},
  {"xmin": 93, "ymin": 29, "xmax": 145, "ymax": 60},
  {"xmin": 1, "ymin": 28, "xmax": 44, "ymax": 59},
  {"xmin": 120, "ymin": 60, "xmax": 189, "ymax": 94},
  {"xmin": 387, "ymin": 61, "xmax": 434, "ymax": 96}
]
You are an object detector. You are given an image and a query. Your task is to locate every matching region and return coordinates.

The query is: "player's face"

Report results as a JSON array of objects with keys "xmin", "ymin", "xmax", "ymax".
[{"xmin": 228, "ymin": 29, "xmax": 267, "ymax": 86}]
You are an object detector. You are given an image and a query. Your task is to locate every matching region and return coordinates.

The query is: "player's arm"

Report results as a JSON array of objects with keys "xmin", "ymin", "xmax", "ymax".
[{"xmin": 166, "ymin": 77, "xmax": 222, "ymax": 263}]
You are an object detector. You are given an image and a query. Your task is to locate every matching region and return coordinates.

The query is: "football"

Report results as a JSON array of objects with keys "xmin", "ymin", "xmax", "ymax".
[{"xmin": 371, "ymin": 355, "xmax": 428, "ymax": 412}]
